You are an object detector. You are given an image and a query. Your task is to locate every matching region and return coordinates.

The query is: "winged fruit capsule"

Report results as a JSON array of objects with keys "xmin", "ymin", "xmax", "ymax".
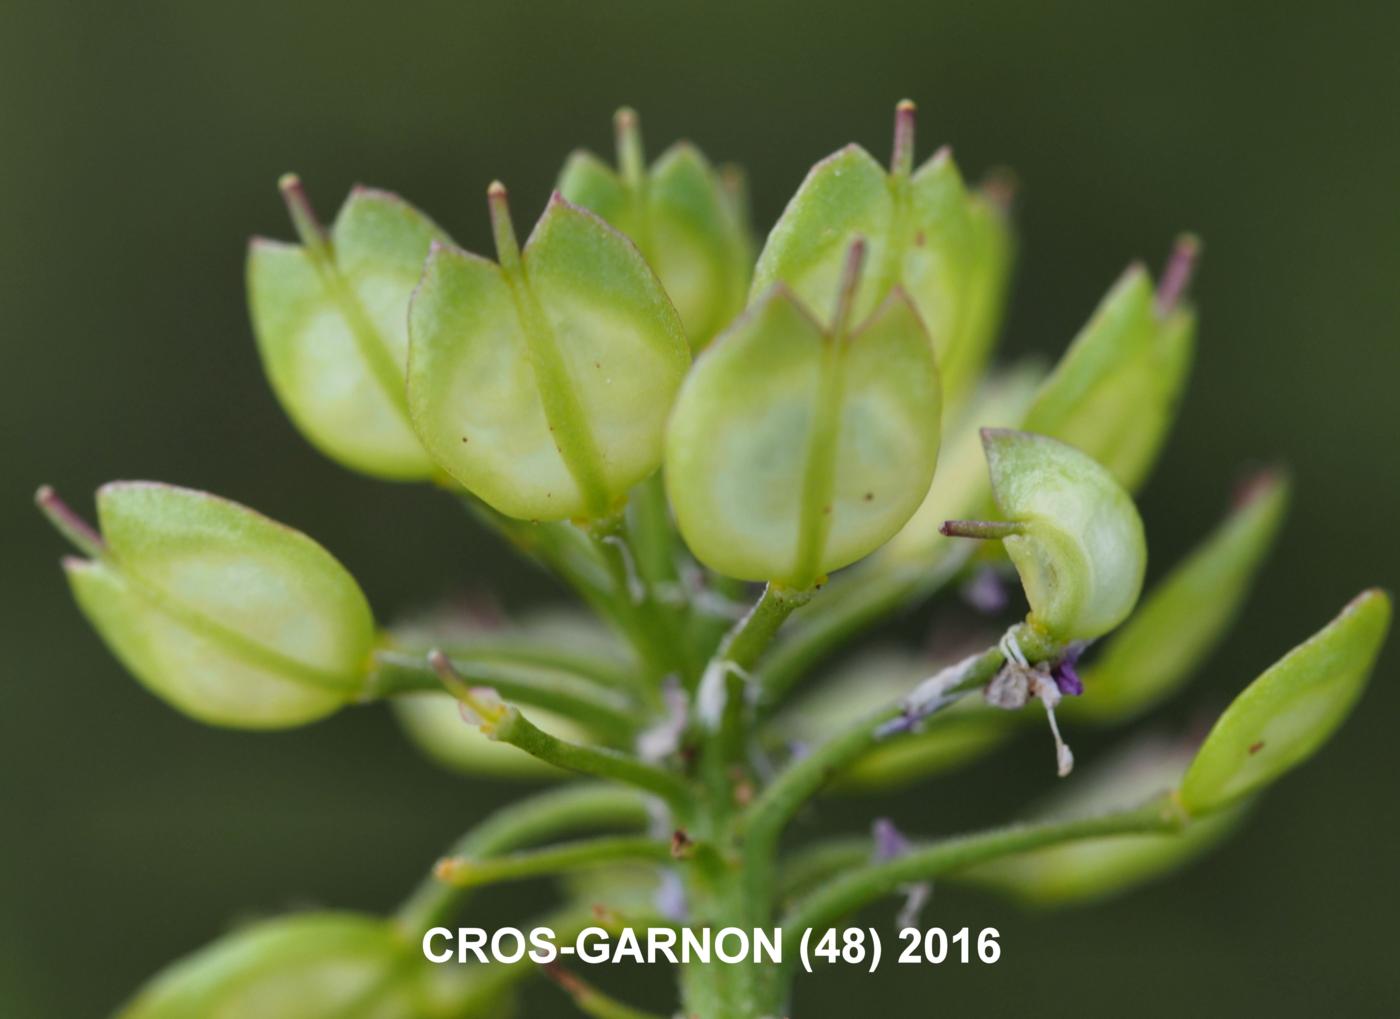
[
  {"xmin": 751, "ymin": 100, "xmax": 1012, "ymax": 409},
  {"xmin": 559, "ymin": 108, "xmax": 752, "ymax": 350},
  {"xmin": 408, "ymin": 183, "xmax": 690, "ymax": 523},
  {"xmin": 1020, "ymin": 237, "xmax": 1199, "ymax": 491},
  {"xmin": 247, "ymin": 176, "xmax": 449, "ymax": 480},
  {"xmin": 942, "ymin": 429, "xmax": 1147, "ymax": 642},
  {"xmin": 665, "ymin": 241, "xmax": 942, "ymax": 589},
  {"xmin": 37, "ymin": 483, "xmax": 375, "ymax": 729}
]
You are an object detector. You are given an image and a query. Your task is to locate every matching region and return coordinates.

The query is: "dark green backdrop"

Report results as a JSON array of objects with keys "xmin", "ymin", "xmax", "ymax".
[{"xmin": 4, "ymin": 1, "xmax": 1397, "ymax": 1015}]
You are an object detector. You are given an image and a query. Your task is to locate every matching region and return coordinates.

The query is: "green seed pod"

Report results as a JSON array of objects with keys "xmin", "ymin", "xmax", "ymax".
[
  {"xmin": 117, "ymin": 912, "xmax": 491, "ymax": 1019},
  {"xmin": 1068, "ymin": 471, "xmax": 1290, "ymax": 724},
  {"xmin": 408, "ymin": 183, "xmax": 690, "ymax": 523},
  {"xmin": 944, "ymin": 430, "xmax": 1147, "ymax": 641},
  {"xmin": 1179, "ymin": 589, "xmax": 1391, "ymax": 816},
  {"xmin": 248, "ymin": 177, "xmax": 450, "ymax": 480},
  {"xmin": 958, "ymin": 736, "xmax": 1245, "ymax": 905},
  {"xmin": 751, "ymin": 100, "xmax": 1013, "ymax": 409},
  {"xmin": 559, "ymin": 108, "xmax": 752, "ymax": 350},
  {"xmin": 38, "ymin": 483, "xmax": 374, "ymax": 729},
  {"xmin": 881, "ymin": 363, "xmax": 1043, "ymax": 566},
  {"xmin": 665, "ymin": 242, "xmax": 942, "ymax": 588},
  {"xmin": 1020, "ymin": 238, "xmax": 1198, "ymax": 492}
]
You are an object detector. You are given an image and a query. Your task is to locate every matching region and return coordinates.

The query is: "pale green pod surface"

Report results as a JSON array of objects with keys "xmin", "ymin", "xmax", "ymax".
[
  {"xmin": 958, "ymin": 737, "xmax": 1245, "ymax": 905},
  {"xmin": 882, "ymin": 363, "xmax": 1043, "ymax": 566},
  {"xmin": 665, "ymin": 285, "xmax": 941, "ymax": 587},
  {"xmin": 770, "ymin": 649, "xmax": 1012, "ymax": 789},
  {"xmin": 248, "ymin": 184, "xmax": 449, "ymax": 480},
  {"xmin": 1069, "ymin": 472, "xmax": 1290, "ymax": 724},
  {"xmin": 395, "ymin": 693, "xmax": 584, "ymax": 779},
  {"xmin": 408, "ymin": 191, "xmax": 690, "ymax": 522},
  {"xmin": 982, "ymin": 429, "xmax": 1146, "ymax": 641},
  {"xmin": 117, "ymin": 913, "xmax": 487, "ymax": 1019},
  {"xmin": 750, "ymin": 144, "xmax": 894, "ymax": 327},
  {"xmin": 61, "ymin": 483, "xmax": 374, "ymax": 729},
  {"xmin": 1179, "ymin": 589, "xmax": 1391, "ymax": 816},
  {"xmin": 1021, "ymin": 258, "xmax": 1196, "ymax": 492},
  {"xmin": 751, "ymin": 104, "xmax": 1014, "ymax": 409},
  {"xmin": 559, "ymin": 127, "xmax": 751, "ymax": 350}
]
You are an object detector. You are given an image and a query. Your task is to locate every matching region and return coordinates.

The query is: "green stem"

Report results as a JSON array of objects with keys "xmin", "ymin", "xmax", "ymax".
[
  {"xmin": 757, "ymin": 550, "xmax": 970, "ymax": 712},
  {"xmin": 492, "ymin": 708, "xmax": 693, "ymax": 815},
  {"xmin": 390, "ymin": 636, "xmax": 636, "ymax": 692},
  {"xmin": 592, "ymin": 516, "xmax": 690, "ymax": 683},
  {"xmin": 436, "ymin": 835, "xmax": 674, "ymax": 888},
  {"xmin": 397, "ymin": 784, "xmax": 651, "ymax": 933},
  {"xmin": 780, "ymin": 795, "xmax": 1186, "ymax": 956},
  {"xmin": 457, "ymin": 491, "xmax": 611, "ymax": 594},
  {"xmin": 369, "ymin": 651, "xmax": 639, "ymax": 742},
  {"xmin": 746, "ymin": 641, "xmax": 1012, "ymax": 846},
  {"xmin": 703, "ymin": 584, "xmax": 813, "ymax": 779},
  {"xmin": 776, "ymin": 837, "xmax": 871, "ymax": 902}
]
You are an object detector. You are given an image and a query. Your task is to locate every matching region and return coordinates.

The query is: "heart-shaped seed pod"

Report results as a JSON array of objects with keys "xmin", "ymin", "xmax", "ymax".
[
  {"xmin": 408, "ymin": 183, "xmax": 690, "ymax": 523},
  {"xmin": 39, "ymin": 483, "xmax": 374, "ymax": 729},
  {"xmin": 666, "ymin": 241, "xmax": 942, "ymax": 589},
  {"xmin": 751, "ymin": 100, "xmax": 1012, "ymax": 410},
  {"xmin": 559, "ymin": 108, "xmax": 752, "ymax": 351},
  {"xmin": 247, "ymin": 177, "xmax": 449, "ymax": 480},
  {"xmin": 1021, "ymin": 237, "xmax": 1199, "ymax": 492},
  {"xmin": 943, "ymin": 429, "xmax": 1147, "ymax": 641}
]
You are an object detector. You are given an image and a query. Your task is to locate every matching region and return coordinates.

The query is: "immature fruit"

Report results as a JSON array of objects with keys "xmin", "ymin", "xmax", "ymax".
[
  {"xmin": 666, "ymin": 243, "xmax": 942, "ymax": 588},
  {"xmin": 42, "ymin": 483, "xmax": 374, "ymax": 729},
  {"xmin": 559, "ymin": 108, "xmax": 751, "ymax": 350},
  {"xmin": 945, "ymin": 430, "xmax": 1147, "ymax": 641},
  {"xmin": 751, "ymin": 100, "xmax": 1012, "ymax": 410},
  {"xmin": 248, "ymin": 177, "xmax": 447, "ymax": 480},
  {"xmin": 1021, "ymin": 238, "xmax": 1198, "ymax": 492},
  {"xmin": 408, "ymin": 184, "xmax": 690, "ymax": 522},
  {"xmin": 1179, "ymin": 589, "xmax": 1390, "ymax": 815}
]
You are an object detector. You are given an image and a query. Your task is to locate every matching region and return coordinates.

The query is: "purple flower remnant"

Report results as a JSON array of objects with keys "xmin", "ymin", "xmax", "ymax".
[
  {"xmin": 872, "ymin": 817, "xmax": 912, "ymax": 862},
  {"xmin": 1051, "ymin": 642, "xmax": 1088, "ymax": 697}
]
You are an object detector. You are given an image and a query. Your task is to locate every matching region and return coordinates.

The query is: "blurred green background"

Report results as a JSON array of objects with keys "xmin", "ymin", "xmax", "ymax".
[{"xmin": 3, "ymin": 1, "xmax": 1397, "ymax": 1015}]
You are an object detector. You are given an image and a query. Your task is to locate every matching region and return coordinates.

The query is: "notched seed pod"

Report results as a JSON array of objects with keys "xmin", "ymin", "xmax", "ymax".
[
  {"xmin": 1021, "ymin": 237, "xmax": 1199, "ymax": 492},
  {"xmin": 408, "ymin": 183, "xmax": 690, "ymax": 523},
  {"xmin": 665, "ymin": 242, "xmax": 942, "ymax": 588},
  {"xmin": 1069, "ymin": 470, "xmax": 1290, "ymax": 723},
  {"xmin": 1179, "ymin": 589, "xmax": 1391, "ymax": 816},
  {"xmin": 751, "ymin": 100, "xmax": 1013, "ymax": 409},
  {"xmin": 37, "ymin": 483, "xmax": 374, "ymax": 729},
  {"xmin": 943, "ymin": 429, "xmax": 1147, "ymax": 641},
  {"xmin": 559, "ymin": 108, "xmax": 752, "ymax": 350},
  {"xmin": 248, "ymin": 176, "xmax": 450, "ymax": 480},
  {"xmin": 958, "ymin": 735, "xmax": 1246, "ymax": 905},
  {"xmin": 117, "ymin": 912, "xmax": 490, "ymax": 1019}
]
